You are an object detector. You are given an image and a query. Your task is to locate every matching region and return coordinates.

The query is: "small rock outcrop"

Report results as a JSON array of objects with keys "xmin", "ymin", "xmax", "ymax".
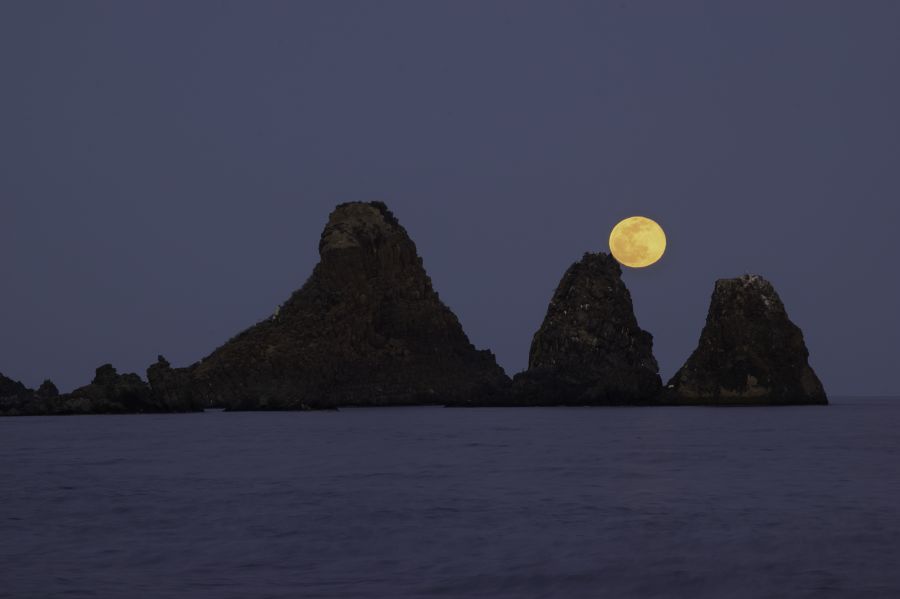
[
  {"xmin": 668, "ymin": 274, "xmax": 827, "ymax": 405},
  {"xmin": 189, "ymin": 201, "xmax": 510, "ymax": 409},
  {"xmin": 0, "ymin": 363, "xmax": 205, "ymax": 416},
  {"xmin": 61, "ymin": 364, "xmax": 156, "ymax": 413},
  {"xmin": 0, "ymin": 372, "xmax": 31, "ymax": 400},
  {"xmin": 509, "ymin": 252, "xmax": 662, "ymax": 405},
  {"xmin": 35, "ymin": 379, "xmax": 59, "ymax": 400},
  {"xmin": 147, "ymin": 355, "xmax": 201, "ymax": 411},
  {"xmin": 1, "ymin": 375, "xmax": 65, "ymax": 415},
  {"xmin": 0, "ymin": 372, "xmax": 34, "ymax": 415}
]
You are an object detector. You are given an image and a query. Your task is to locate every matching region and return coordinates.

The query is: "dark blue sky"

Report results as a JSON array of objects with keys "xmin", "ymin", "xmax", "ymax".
[{"xmin": 2, "ymin": 2, "xmax": 898, "ymax": 395}]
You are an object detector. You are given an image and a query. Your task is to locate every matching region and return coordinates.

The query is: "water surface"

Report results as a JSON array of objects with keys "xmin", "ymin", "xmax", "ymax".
[{"xmin": 2, "ymin": 399, "xmax": 899, "ymax": 598}]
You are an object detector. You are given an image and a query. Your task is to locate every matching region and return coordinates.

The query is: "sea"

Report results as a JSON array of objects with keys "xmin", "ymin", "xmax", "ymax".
[{"xmin": 2, "ymin": 398, "xmax": 899, "ymax": 598}]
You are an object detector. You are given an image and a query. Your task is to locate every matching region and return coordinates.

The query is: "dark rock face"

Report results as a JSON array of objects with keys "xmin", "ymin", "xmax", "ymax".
[
  {"xmin": 35, "ymin": 379, "xmax": 59, "ymax": 400},
  {"xmin": 61, "ymin": 364, "xmax": 157, "ymax": 413},
  {"xmin": 668, "ymin": 274, "xmax": 827, "ymax": 405},
  {"xmin": 190, "ymin": 201, "xmax": 509, "ymax": 409},
  {"xmin": 509, "ymin": 252, "xmax": 661, "ymax": 405},
  {"xmin": 0, "ymin": 373, "xmax": 34, "ymax": 415},
  {"xmin": 1, "ymin": 363, "xmax": 205, "ymax": 416},
  {"xmin": 147, "ymin": 356, "xmax": 202, "ymax": 411},
  {"xmin": 0, "ymin": 372, "xmax": 31, "ymax": 400}
]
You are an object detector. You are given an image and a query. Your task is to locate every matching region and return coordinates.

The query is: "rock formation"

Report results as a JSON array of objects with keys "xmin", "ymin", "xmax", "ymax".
[
  {"xmin": 2, "ymin": 207, "xmax": 831, "ymax": 415},
  {"xmin": 0, "ymin": 372, "xmax": 30, "ymax": 400},
  {"xmin": 187, "ymin": 201, "xmax": 509, "ymax": 409},
  {"xmin": 508, "ymin": 252, "xmax": 662, "ymax": 405},
  {"xmin": 44, "ymin": 364, "xmax": 156, "ymax": 414},
  {"xmin": 668, "ymin": 274, "xmax": 827, "ymax": 405},
  {"xmin": 0, "ymin": 372, "xmax": 33, "ymax": 415},
  {"xmin": 0, "ymin": 364, "xmax": 203, "ymax": 416},
  {"xmin": 35, "ymin": 379, "xmax": 59, "ymax": 400},
  {"xmin": 146, "ymin": 355, "xmax": 202, "ymax": 411},
  {"xmin": 72, "ymin": 364, "xmax": 152, "ymax": 407}
]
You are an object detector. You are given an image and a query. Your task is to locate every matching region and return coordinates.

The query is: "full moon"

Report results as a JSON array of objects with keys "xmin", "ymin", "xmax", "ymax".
[{"xmin": 608, "ymin": 216, "xmax": 667, "ymax": 268}]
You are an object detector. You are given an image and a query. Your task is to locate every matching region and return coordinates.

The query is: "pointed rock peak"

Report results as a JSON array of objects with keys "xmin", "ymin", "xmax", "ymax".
[
  {"xmin": 722, "ymin": 273, "xmax": 766, "ymax": 295},
  {"xmin": 92, "ymin": 364, "xmax": 119, "ymax": 386},
  {"xmin": 570, "ymin": 251, "xmax": 622, "ymax": 277},
  {"xmin": 512, "ymin": 251, "xmax": 661, "ymax": 404},
  {"xmin": 540, "ymin": 252, "xmax": 624, "ymax": 299},
  {"xmin": 713, "ymin": 274, "xmax": 785, "ymax": 311},
  {"xmin": 191, "ymin": 200, "xmax": 509, "ymax": 408},
  {"xmin": 669, "ymin": 274, "xmax": 826, "ymax": 404},
  {"xmin": 319, "ymin": 201, "xmax": 406, "ymax": 256}
]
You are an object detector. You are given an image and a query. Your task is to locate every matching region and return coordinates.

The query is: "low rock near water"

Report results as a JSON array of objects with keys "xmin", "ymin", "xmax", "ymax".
[
  {"xmin": 54, "ymin": 363, "xmax": 157, "ymax": 414},
  {"xmin": 147, "ymin": 356, "xmax": 203, "ymax": 412},
  {"xmin": 0, "ymin": 363, "xmax": 203, "ymax": 416}
]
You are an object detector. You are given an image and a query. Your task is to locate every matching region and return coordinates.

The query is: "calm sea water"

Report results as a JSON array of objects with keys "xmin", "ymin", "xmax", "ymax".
[{"xmin": 2, "ymin": 399, "xmax": 900, "ymax": 598}]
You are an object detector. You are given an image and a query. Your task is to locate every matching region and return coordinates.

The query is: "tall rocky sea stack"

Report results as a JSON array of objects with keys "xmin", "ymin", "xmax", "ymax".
[
  {"xmin": 509, "ymin": 252, "xmax": 662, "ymax": 405},
  {"xmin": 668, "ymin": 274, "xmax": 827, "ymax": 405},
  {"xmin": 189, "ymin": 201, "xmax": 509, "ymax": 409}
]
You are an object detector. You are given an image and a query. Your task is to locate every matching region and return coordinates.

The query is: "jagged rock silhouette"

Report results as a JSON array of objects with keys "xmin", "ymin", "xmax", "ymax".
[{"xmin": 668, "ymin": 274, "xmax": 827, "ymax": 405}]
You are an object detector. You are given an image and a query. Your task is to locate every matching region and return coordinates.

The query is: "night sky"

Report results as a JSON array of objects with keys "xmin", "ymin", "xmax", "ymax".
[{"xmin": 2, "ymin": 2, "xmax": 898, "ymax": 396}]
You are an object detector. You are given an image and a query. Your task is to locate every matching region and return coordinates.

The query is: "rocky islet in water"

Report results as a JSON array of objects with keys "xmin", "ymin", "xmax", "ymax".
[{"xmin": 0, "ymin": 203, "xmax": 826, "ymax": 414}]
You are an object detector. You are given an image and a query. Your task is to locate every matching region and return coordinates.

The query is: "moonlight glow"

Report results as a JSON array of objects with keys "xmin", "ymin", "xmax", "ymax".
[{"xmin": 608, "ymin": 216, "xmax": 667, "ymax": 268}]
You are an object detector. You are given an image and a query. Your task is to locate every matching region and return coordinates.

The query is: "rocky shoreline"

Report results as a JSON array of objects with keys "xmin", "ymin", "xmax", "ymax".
[{"xmin": 1, "ymin": 201, "xmax": 827, "ymax": 416}]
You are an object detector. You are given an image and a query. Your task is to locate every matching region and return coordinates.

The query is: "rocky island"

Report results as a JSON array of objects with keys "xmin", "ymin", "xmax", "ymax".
[
  {"xmin": 504, "ymin": 252, "xmax": 662, "ymax": 405},
  {"xmin": 0, "ymin": 202, "xmax": 828, "ymax": 415},
  {"xmin": 667, "ymin": 274, "xmax": 827, "ymax": 405},
  {"xmin": 0, "ymin": 363, "xmax": 204, "ymax": 416},
  {"xmin": 186, "ymin": 201, "xmax": 510, "ymax": 409}
]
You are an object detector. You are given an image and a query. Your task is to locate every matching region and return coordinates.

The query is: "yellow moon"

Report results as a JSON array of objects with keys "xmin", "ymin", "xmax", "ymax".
[{"xmin": 608, "ymin": 216, "xmax": 666, "ymax": 268}]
